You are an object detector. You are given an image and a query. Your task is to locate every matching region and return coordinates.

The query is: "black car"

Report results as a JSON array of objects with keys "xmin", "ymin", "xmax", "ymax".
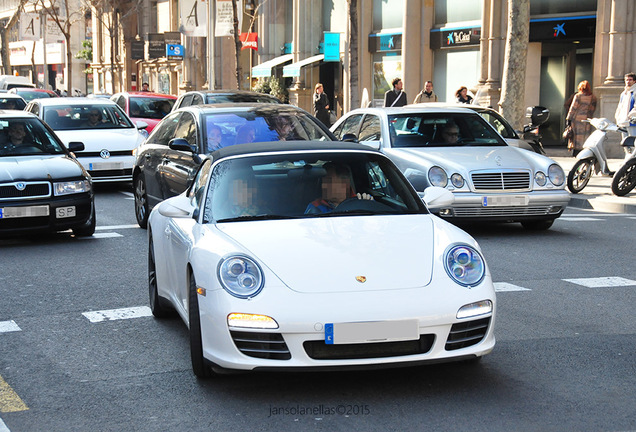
[
  {"xmin": 132, "ymin": 103, "xmax": 335, "ymax": 228},
  {"xmin": 0, "ymin": 112, "xmax": 95, "ymax": 237},
  {"xmin": 171, "ymin": 89, "xmax": 282, "ymax": 112}
]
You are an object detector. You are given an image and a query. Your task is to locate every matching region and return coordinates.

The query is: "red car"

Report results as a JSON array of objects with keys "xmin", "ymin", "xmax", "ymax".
[{"xmin": 110, "ymin": 92, "xmax": 177, "ymax": 132}]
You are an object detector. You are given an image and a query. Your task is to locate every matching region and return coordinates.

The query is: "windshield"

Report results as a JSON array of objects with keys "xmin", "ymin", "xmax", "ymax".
[
  {"xmin": 0, "ymin": 98, "xmax": 26, "ymax": 110},
  {"xmin": 16, "ymin": 90, "xmax": 57, "ymax": 102},
  {"xmin": 203, "ymin": 152, "xmax": 427, "ymax": 223},
  {"xmin": 0, "ymin": 118, "xmax": 67, "ymax": 156},
  {"xmin": 43, "ymin": 104, "xmax": 134, "ymax": 130},
  {"xmin": 204, "ymin": 109, "xmax": 331, "ymax": 151},
  {"xmin": 205, "ymin": 93, "xmax": 281, "ymax": 104},
  {"xmin": 388, "ymin": 112, "xmax": 507, "ymax": 148},
  {"xmin": 130, "ymin": 96, "xmax": 175, "ymax": 120}
]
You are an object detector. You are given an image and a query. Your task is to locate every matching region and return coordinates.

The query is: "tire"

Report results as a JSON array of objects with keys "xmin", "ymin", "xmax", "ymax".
[
  {"xmin": 521, "ymin": 219, "xmax": 554, "ymax": 231},
  {"xmin": 72, "ymin": 204, "xmax": 96, "ymax": 237},
  {"xmin": 134, "ymin": 174, "xmax": 150, "ymax": 229},
  {"xmin": 189, "ymin": 271, "xmax": 212, "ymax": 378},
  {"xmin": 148, "ymin": 234, "xmax": 173, "ymax": 318},
  {"xmin": 567, "ymin": 158, "xmax": 594, "ymax": 194},
  {"xmin": 611, "ymin": 159, "xmax": 636, "ymax": 196}
]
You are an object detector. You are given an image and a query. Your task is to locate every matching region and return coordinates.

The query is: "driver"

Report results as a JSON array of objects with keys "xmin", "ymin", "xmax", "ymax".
[
  {"xmin": 439, "ymin": 122, "xmax": 460, "ymax": 144},
  {"xmin": 304, "ymin": 162, "xmax": 373, "ymax": 214}
]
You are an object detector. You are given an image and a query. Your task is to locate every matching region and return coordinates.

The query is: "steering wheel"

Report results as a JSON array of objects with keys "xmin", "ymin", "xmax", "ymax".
[{"xmin": 333, "ymin": 196, "xmax": 394, "ymax": 213}]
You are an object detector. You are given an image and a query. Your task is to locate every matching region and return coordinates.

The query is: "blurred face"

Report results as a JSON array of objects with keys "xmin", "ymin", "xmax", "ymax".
[
  {"xmin": 8, "ymin": 123, "xmax": 26, "ymax": 143},
  {"xmin": 442, "ymin": 126, "xmax": 459, "ymax": 143},
  {"xmin": 210, "ymin": 128, "xmax": 222, "ymax": 144},
  {"xmin": 425, "ymin": 82, "xmax": 433, "ymax": 92},
  {"xmin": 142, "ymin": 83, "xmax": 149, "ymax": 91},
  {"xmin": 460, "ymin": 88, "xmax": 467, "ymax": 97},
  {"xmin": 316, "ymin": 86, "xmax": 323, "ymax": 94},
  {"xmin": 322, "ymin": 172, "xmax": 350, "ymax": 204},
  {"xmin": 395, "ymin": 80, "xmax": 403, "ymax": 91},
  {"xmin": 88, "ymin": 111, "xmax": 100, "ymax": 123},
  {"xmin": 625, "ymin": 76, "xmax": 635, "ymax": 88},
  {"xmin": 276, "ymin": 118, "xmax": 292, "ymax": 136},
  {"xmin": 231, "ymin": 179, "xmax": 256, "ymax": 208}
]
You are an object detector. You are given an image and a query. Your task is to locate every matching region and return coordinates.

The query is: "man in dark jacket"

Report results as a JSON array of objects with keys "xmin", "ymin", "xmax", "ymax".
[{"xmin": 383, "ymin": 78, "xmax": 407, "ymax": 107}]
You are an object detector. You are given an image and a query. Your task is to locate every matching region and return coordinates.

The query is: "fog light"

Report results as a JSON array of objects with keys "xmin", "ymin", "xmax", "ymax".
[
  {"xmin": 457, "ymin": 300, "xmax": 493, "ymax": 319},
  {"xmin": 438, "ymin": 208, "xmax": 454, "ymax": 216},
  {"xmin": 548, "ymin": 206, "xmax": 562, "ymax": 214},
  {"xmin": 227, "ymin": 313, "xmax": 279, "ymax": 329}
]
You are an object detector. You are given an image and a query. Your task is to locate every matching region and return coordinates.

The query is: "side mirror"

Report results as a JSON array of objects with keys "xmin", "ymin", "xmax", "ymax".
[
  {"xmin": 136, "ymin": 120, "xmax": 149, "ymax": 130},
  {"xmin": 422, "ymin": 186, "xmax": 454, "ymax": 209},
  {"xmin": 67, "ymin": 142, "xmax": 85, "ymax": 152},
  {"xmin": 341, "ymin": 133, "xmax": 358, "ymax": 143},
  {"xmin": 169, "ymin": 138, "xmax": 197, "ymax": 153},
  {"xmin": 157, "ymin": 195, "xmax": 194, "ymax": 219}
]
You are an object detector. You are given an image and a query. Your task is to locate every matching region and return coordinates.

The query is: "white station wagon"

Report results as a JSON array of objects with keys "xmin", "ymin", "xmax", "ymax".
[{"xmin": 331, "ymin": 106, "xmax": 570, "ymax": 230}]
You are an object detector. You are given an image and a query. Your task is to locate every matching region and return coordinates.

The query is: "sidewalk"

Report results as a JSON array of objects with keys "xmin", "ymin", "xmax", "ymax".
[{"xmin": 545, "ymin": 147, "xmax": 636, "ymax": 214}]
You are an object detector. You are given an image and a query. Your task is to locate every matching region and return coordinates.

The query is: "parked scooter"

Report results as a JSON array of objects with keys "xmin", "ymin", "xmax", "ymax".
[
  {"xmin": 611, "ymin": 135, "xmax": 636, "ymax": 196},
  {"xmin": 521, "ymin": 106, "xmax": 548, "ymax": 155},
  {"xmin": 567, "ymin": 118, "xmax": 623, "ymax": 194}
]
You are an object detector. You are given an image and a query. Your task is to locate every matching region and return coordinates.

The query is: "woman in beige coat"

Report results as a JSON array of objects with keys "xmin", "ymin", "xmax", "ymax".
[{"xmin": 566, "ymin": 80, "xmax": 597, "ymax": 157}]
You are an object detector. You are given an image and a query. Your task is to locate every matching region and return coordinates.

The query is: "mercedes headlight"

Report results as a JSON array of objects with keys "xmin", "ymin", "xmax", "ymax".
[
  {"xmin": 548, "ymin": 164, "xmax": 565, "ymax": 186},
  {"xmin": 428, "ymin": 166, "xmax": 448, "ymax": 187},
  {"xmin": 53, "ymin": 180, "xmax": 91, "ymax": 196},
  {"xmin": 450, "ymin": 173, "xmax": 464, "ymax": 188},
  {"xmin": 218, "ymin": 255, "xmax": 264, "ymax": 298},
  {"xmin": 444, "ymin": 244, "xmax": 485, "ymax": 287},
  {"xmin": 534, "ymin": 171, "xmax": 547, "ymax": 186}
]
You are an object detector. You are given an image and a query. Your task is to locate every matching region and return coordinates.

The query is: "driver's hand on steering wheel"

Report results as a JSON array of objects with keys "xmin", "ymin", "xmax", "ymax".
[{"xmin": 356, "ymin": 193, "xmax": 374, "ymax": 201}]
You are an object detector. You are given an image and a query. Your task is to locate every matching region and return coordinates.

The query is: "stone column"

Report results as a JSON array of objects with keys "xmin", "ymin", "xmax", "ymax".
[
  {"xmin": 476, "ymin": 0, "xmax": 505, "ymax": 108},
  {"xmin": 403, "ymin": 0, "xmax": 422, "ymax": 101}
]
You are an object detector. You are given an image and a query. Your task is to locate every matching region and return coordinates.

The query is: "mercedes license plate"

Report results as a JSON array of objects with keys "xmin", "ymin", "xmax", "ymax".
[
  {"xmin": 324, "ymin": 319, "xmax": 418, "ymax": 345},
  {"xmin": 0, "ymin": 205, "xmax": 49, "ymax": 219},
  {"xmin": 482, "ymin": 195, "xmax": 529, "ymax": 207}
]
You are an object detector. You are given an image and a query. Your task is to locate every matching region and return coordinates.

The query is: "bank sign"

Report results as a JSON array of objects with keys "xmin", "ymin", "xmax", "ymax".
[{"xmin": 430, "ymin": 27, "xmax": 480, "ymax": 49}]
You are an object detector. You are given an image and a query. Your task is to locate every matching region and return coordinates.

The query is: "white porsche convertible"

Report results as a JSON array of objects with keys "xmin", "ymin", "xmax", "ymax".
[{"xmin": 147, "ymin": 141, "xmax": 496, "ymax": 377}]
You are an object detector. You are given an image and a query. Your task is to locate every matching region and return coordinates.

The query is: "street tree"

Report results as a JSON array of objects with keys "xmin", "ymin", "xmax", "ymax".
[
  {"xmin": 231, "ymin": 0, "xmax": 242, "ymax": 90},
  {"xmin": 32, "ymin": 0, "xmax": 86, "ymax": 93},
  {"xmin": 0, "ymin": 0, "xmax": 29, "ymax": 75},
  {"xmin": 347, "ymin": 0, "xmax": 359, "ymax": 109},
  {"xmin": 83, "ymin": 0, "xmax": 143, "ymax": 92},
  {"xmin": 499, "ymin": 0, "xmax": 529, "ymax": 130}
]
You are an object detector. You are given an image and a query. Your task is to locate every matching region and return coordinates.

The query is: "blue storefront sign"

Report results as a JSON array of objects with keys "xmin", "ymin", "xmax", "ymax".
[{"xmin": 324, "ymin": 32, "xmax": 340, "ymax": 62}]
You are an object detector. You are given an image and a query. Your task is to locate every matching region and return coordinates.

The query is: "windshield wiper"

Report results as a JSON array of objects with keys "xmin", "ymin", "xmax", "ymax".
[{"xmin": 216, "ymin": 214, "xmax": 293, "ymax": 223}]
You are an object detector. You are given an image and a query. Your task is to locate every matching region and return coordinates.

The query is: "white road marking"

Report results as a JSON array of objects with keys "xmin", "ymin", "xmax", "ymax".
[
  {"xmin": 95, "ymin": 224, "xmax": 139, "ymax": 230},
  {"xmin": 0, "ymin": 321, "xmax": 20, "ymax": 334},
  {"xmin": 494, "ymin": 282, "xmax": 531, "ymax": 292},
  {"xmin": 119, "ymin": 191, "xmax": 134, "ymax": 198},
  {"xmin": 0, "ymin": 416, "xmax": 11, "ymax": 432},
  {"xmin": 76, "ymin": 232, "xmax": 123, "ymax": 240},
  {"xmin": 563, "ymin": 277, "xmax": 636, "ymax": 288},
  {"xmin": 558, "ymin": 217, "xmax": 604, "ymax": 221},
  {"xmin": 82, "ymin": 306, "xmax": 152, "ymax": 323}
]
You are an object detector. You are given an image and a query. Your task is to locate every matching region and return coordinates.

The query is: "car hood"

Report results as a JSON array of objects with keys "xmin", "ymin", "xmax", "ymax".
[
  {"xmin": 55, "ymin": 128, "xmax": 144, "ymax": 151},
  {"xmin": 0, "ymin": 155, "xmax": 84, "ymax": 182},
  {"xmin": 391, "ymin": 145, "xmax": 542, "ymax": 173},
  {"xmin": 215, "ymin": 215, "xmax": 435, "ymax": 293}
]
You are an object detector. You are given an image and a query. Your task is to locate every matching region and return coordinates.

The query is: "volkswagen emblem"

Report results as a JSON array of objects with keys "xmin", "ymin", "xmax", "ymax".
[
  {"xmin": 495, "ymin": 155, "xmax": 502, "ymax": 166},
  {"xmin": 100, "ymin": 149, "xmax": 111, "ymax": 159},
  {"xmin": 15, "ymin": 182, "xmax": 26, "ymax": 191},
  {"xmin": 355, "ymin": 276, "xmax": 367, "ymax": 283}
]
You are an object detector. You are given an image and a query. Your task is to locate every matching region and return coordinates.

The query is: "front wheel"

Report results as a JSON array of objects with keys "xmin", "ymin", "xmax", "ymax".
[
  {"xmin": 567, "ymin": 158, "xmax": 594, "ymax": 194},
  {"xmin": 134, "ymin": 175, "xmax": 150, "ymax": 229},
  {"xmin": 148, "ymin": 235, "xmax": 173, "ymax": 318},
  {"xmin": 611, "ymin": 159, "xmax": 636, "ymax": 196}
]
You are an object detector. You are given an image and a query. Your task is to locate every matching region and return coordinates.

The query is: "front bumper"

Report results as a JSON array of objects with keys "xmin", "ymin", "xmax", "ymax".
[
  {"xmin": 74, "ymin": 154, "xmax": 134, "ymax": 182},
  {"xmin": 434, "ymin": 189, "xmax": 570, "ymax": 221},
  {"xmin": 196, "ymin": 281, "xmax": 496, "ymax": 372}
]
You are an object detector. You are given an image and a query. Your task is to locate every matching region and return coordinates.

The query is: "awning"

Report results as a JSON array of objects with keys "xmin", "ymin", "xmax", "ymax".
[
  {"xmin": 251, "ymin": 54, "xmax": 294, "ymax": 78},
  {"xmin": 282, "ymin": 54, "xmax": 324, "ymax": 77}
]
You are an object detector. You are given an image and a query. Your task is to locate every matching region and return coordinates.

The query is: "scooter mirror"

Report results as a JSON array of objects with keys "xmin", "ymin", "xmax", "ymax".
[{"xmin": 526, "ymin": 106, "xmax": 550, "ymax": 127}]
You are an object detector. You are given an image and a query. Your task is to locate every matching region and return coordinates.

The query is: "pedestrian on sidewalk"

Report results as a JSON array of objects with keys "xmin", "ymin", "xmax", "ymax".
[
  {"xmin": 615, "ymin": 72, "xmax": 636, "ymax": 139},
  {"xmin": 313, "ymin": 83, "xmax": 331, "ymax": 127},
  {"xmin": 413, "ymin": 81, "xmax": 438, "ymax": 104},
  {"xmin": 455, "ymin": 86, "xmax": 473, "ymax": 104},
  {"xmin": 384, "ymin": 78, "xmax": 408, "ymax": 107},
  {"xmin": 566, "ymin": 80, "xmax": 597, "ymax": 157}
]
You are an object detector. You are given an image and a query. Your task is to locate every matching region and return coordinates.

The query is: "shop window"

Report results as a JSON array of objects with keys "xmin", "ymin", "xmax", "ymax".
[{"xmin": 435, "ymin": 0, "xmax": 482, "ymax": 24}]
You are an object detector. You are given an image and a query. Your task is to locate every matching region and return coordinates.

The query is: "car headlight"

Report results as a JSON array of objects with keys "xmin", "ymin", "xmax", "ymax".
[
  {"xmin": 53, "ymin": 180, "xmax": 91, "ymax": 196},
  {"xmin": 218, "ymin": 255, "xmax": 264, "ymax": 298},
  {"xmin": 450, "ymin": 173, "xmax": 464, "ymax": 188},
  {"xmin": 444, "ymin": 244, "xmax": 485, "ymax": 287},
  {"xmin": 548, "ymin": 164, "xmax": 565, "ymax": 186},
  {"xmin": 534, "ymin": 171, "xmax": 547, "ymax": 186},
  {"xmin": 428, "ymin": 166, "xmax": 448, "ymax": 187}
]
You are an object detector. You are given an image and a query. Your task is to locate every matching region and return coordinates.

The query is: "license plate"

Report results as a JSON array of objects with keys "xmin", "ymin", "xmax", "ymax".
[
  {"xmin": 89, "ymin": 161, "xmax": 123, "ymax": 171},
  {"xmin": 56, "ymin": 206, "xmax": 76, "ymax": 218},
  {"xmin": 482, "ymin": 195, "xmax": 529, "ymax": 207},
  {"xmin": 0, "ymin": 205, "xmax": 49, "ymax": 219},
  {"xmin": 325, "ymin": 319, "xmax": 419, "ymax": 345}
]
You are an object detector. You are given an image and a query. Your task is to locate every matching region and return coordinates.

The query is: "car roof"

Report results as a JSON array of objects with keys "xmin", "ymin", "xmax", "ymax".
[
  {"xmin": 410, "ymin": 102, "xmax": 496, "ymax": 113},
  {"xmin": 0, "ymin": 110, "xmax": 39, "ymax": 119},
  {"xmin": 181, "ymin": 89, "xmax": 275, "ymax": 96},
  {"xmin": 211, "ymin": 140, "xmax": 378, "ymax": 160},
  {"xmin": 0, "ymin": 93, "xmax": 27, "ymax": 99},
  {"xmin": 30, "ymin": 97, "xmax": 119, "ymax": 106},
  {"xmin": 348, "ymin": 105, "xmax": 480, "ymax": 115},
  {"xmin": 115, "ymin": 92, "xmax": 177, "ymax": 99},
  {"xmin": 175, "ymin": 102, "xmax": 309, "ymax": 114}
]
